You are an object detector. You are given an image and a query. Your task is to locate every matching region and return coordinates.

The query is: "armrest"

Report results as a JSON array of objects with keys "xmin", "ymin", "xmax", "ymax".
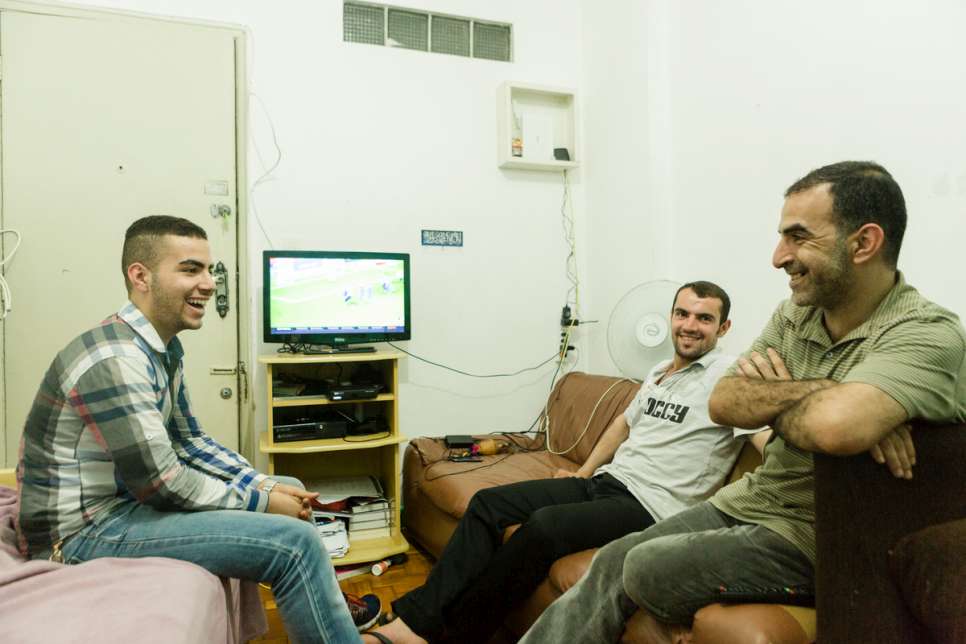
[{"xmin": 814, "ymin": 422, "xmax": 966, "ymax": 644}]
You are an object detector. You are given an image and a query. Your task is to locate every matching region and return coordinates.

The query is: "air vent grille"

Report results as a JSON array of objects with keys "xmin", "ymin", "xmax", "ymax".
[
  {"xmin": 343, "ymin": 3, "xmax": 385, "ymax": 45},
  {"xmin": 388, "ymin": 9, "xmax": 428, "ymax": 51},
  {"xmin": 473, "ymin": 22, "xmax": 511, "ymax": 62},
  {"xmin": 431, "ymin": 16, "xmax": 470, "ymax": 57},
  {"xmin": 344, "ymin": 2, "xmax": 511, "ymax": 62}
]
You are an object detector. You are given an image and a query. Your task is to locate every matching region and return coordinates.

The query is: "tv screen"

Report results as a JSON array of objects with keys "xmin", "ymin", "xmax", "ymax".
[{"xmin": 263, "ymin": 250, "xmax": 411, "ymax": 348}]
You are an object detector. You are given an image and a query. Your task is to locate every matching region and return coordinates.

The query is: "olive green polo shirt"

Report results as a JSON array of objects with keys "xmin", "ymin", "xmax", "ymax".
[{"xmin": 711, "ymin": 273, "xmax": 966, "ymax": 563}]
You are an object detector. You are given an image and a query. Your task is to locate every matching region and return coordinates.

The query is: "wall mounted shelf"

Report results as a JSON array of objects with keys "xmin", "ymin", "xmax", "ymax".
[{"xmin": 496, "ymin": 81, "xmax": 579, "ymax": 171}]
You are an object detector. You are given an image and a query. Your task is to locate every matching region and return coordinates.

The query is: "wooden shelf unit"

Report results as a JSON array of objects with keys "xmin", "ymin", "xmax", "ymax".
[{"xmin": 258, "ymin": 349, "xmax": 408, "ymax": 566}]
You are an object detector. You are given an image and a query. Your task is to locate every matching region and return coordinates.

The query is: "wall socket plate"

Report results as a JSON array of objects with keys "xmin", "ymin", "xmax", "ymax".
[{"xmin": 421, "ymin": 229, "xmax": 463, "ymax": 247}]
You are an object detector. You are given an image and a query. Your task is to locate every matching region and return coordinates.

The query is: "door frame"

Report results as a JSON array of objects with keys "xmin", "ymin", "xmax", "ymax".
[{"xmin": 0, "ymin": 0, "xmax": 255, "ymax": 464}]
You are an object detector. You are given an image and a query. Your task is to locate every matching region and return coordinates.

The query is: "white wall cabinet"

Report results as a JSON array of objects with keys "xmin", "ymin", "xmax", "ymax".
[{"xmin": 496, "ymin": 81, "xmax": 579, "ymax": 171}]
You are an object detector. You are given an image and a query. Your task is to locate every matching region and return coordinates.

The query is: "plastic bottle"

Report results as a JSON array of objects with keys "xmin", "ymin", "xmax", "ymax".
[
  {"xmin": 475, "ymin": 439, "xmax": 509, "ymax": 456},
  {"xmin": 371, "ymin": 552, "xmax": 408, "ymax": 576},
  {"xmin": 511, "ymin": 112, "xmax": 523, "ymax": 158}
]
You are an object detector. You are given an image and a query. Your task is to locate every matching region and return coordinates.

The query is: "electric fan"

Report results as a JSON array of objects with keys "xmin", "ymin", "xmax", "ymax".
[{"xmin": 606, "ymin": 280, "xmax": 681, "ymax": 380}]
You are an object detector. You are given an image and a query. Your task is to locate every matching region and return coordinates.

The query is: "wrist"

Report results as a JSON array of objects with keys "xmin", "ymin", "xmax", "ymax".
[{"xmin": 261, "ymin": 479, "xmax": 278, "ymax": 495}]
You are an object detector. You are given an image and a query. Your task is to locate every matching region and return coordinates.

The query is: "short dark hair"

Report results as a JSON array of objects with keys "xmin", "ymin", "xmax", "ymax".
[
  {"xmin": 785, "ymin": 161, "xmax": 907, "ymax": 267},
  {"xmin": 673, "ymin": 281, "xmax": 731, "ymax": 324},
  {"xmin": 122, "ymin": 216, "xmax": 208, "ymax": 291}
]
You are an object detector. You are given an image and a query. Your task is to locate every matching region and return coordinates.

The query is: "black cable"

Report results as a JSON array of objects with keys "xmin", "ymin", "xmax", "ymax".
[
  {"xmin": 387, "ymin": 342, "xmax": 558, "ymax": 378},
  {"xmin": 343, "ymin": 431, "xmax": 390, "ymax": 443},
  {"xmin": 423, "ymin": 452, "xmax": 516, "ymax": 482}
]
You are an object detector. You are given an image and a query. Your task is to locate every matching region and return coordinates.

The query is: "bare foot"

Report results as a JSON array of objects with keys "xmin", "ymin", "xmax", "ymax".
[{"xmin": 368, "ymin": 616, "xmax": 428, "ymax": 644}]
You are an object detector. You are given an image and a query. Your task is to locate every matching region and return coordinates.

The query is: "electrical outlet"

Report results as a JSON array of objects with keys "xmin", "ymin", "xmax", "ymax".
[{"xmin": 559, "ymin": 338, "xmax": 574, "ymax": 357}]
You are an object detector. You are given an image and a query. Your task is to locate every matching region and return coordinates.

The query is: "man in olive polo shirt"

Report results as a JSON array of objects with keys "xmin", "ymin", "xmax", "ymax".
[{"xmin": 518, "ymin": 161, "xmax": 966, "ymax": 644}]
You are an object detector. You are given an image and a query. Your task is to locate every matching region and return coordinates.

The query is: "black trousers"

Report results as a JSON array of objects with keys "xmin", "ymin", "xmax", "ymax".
[{"xmin": 392, "ymin": 473, "xmax": 655, "ymax": 643}]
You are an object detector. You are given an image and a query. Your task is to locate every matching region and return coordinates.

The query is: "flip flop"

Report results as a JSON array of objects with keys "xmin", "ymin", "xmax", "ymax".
[
  {"xmin": 376, "ymin": 611, "xmax": 398, "ymax": 627},
  {"xmin": 366, "ymin": 632, "xmax": 394, "ymax": 644}
]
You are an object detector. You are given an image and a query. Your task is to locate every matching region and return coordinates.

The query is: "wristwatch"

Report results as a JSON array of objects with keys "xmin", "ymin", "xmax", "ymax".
[{"xmin": 261, "ymin": 479, "xmax": 278, "ymax": 495}]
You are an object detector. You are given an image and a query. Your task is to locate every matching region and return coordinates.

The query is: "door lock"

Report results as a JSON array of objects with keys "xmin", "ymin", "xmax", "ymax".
[
  {"xmin": 212, "ymin": 261, "xmax": 230, "ymax": 318},
  {"xmin": 220, "ymin": 387, "xmax": 233, "ymax": 399},
  {"xmin": 210, "ymin": 204, "xmax": 232, "ymax": 219}
]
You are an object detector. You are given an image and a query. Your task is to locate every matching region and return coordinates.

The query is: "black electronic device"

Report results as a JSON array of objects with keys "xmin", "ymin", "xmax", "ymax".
[
  {"xmin": 347, "ymin": 417, "xmax": 389, "ymax": 437},
  {"xmin": 326, "ymin": 383, "xmax": 384, "ymax": 401},
  {"xmin": 444, "ymin": 435, "xmax": 475, "ymax": 448},
  {"xmin": 553, "ymin": 147, "xmax": 571, "ymax": 161},
  {"xmin": 273, "ymin": 419, "xmax": 348, "ymax": 442},
  {"xmin": 303, "ymin": 346, "xmax": 376, "ymax": 355}
]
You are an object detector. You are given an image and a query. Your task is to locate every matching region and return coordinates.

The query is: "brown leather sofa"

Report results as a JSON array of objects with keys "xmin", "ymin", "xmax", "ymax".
[
  {"xmin": 814, "ymin": 422, "xmax": 966, "ymax": 644},
  {"xmin": 403, "ymin": 372, "xmax": 966, "ymax": 642},
  {"xmin": 402, "ymin": 372, "xmax": 815, "ymax": 643}
]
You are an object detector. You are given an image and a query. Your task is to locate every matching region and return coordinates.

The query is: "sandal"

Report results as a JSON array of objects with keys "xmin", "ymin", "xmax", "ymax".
[
  {"xmin": 366, "ymin": 632, "xmax": 394, "ymax": 644},
  {"xmin": 376, "ymin": 611, "xmax": 398, "ymax": 627}
]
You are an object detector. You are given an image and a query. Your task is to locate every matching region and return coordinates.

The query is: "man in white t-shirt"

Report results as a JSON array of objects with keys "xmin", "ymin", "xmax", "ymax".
[{"xmin": 366, "ymin": 281, "xmax": 765, "ymax": 644}]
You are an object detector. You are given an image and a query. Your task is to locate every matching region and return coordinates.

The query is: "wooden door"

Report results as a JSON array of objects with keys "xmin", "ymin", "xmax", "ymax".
[{"xmin": 0, "ymin": 8, "xmax": 244, "ymax": 465}]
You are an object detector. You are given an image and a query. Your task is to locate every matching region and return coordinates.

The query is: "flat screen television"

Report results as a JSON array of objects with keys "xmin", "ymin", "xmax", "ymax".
[{"xmin": 263, "ymin": 250, "xmax": 411, "ymax": 352}]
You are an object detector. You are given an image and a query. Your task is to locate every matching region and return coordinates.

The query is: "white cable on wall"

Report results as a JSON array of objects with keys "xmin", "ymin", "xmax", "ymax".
[
  {"xmin": 544, "ymin": 377, "xmax": 632, "ymax": 456},
  {"xmin": 0, "ymin": 230, "xmax": 22, "ymax": 319},
  {"xmin": 561, "ymin": 169, "xmax": 579, "ymax": 314}
]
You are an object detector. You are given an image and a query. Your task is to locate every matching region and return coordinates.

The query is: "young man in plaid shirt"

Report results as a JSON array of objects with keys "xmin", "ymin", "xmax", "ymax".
[{"xmin": 18, "ymin": 216, "xmax": 380, "ymax": 642}]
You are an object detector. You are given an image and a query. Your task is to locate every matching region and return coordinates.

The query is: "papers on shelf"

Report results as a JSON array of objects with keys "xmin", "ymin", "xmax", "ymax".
[
  {"xmin": 305, "ymin": 475, "xmax": 393, "ymax": 547},
  {"xmin": 317, "ymin": 519, "xmax": 349, "ymax": 558},
  {"xmin": 348, "ymin": 525, "xmax": 391, "ymax": 540},
  {"xmin": 304, "ymin": 475, "xmax": 384, "ymax": 505},
  {"xmin": 351, "ymin": 499, "xmax": 390, "ymax": 513}
]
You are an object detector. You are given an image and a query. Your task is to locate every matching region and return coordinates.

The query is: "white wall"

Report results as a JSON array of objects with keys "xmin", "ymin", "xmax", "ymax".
[
  {"xmin": 64, "ymin": 0, "xmax": 587, "ymax": 467},
  {"xmin": 577, "ymin": 0, "xmax": 675, "ymax": 375},
  {"xmin": 582, "ymin": 0, "xmax": 966, "ymax": 371},
  {"xmin": 47, "ymin": 0, "xmax": 965, "ymax": 464}
]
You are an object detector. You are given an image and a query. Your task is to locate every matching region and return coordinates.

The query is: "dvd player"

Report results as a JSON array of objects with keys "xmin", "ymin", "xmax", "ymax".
[{"xmin": 326, "ymin": 383, "xmax": 383, "ymax": 401}]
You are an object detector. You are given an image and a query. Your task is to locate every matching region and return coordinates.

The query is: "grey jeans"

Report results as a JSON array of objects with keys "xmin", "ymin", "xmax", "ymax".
[{"xmin": 518, "ymin": 502, "xmax": 814, "ymax": 643}]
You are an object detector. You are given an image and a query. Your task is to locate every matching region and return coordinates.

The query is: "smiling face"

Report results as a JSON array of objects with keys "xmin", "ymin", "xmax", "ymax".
[
  {"xmin": 773, "ymin": 184, "xmax": 854, "ymax": 311},
  {"xmin": 133, "ymin": 234, "xmax": 215, "ymax": 343},
  {"xmin": 772, "ymin": 184, "xmax": 854, "ymax": 311},
  {"xmin": 669, "ymin": 288, "xmax": 730, "ymax": 366}
]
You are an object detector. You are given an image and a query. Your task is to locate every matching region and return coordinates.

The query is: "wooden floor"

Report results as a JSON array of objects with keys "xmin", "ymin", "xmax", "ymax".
[{"xmin": 252, "ymin": 544, "xmax": 434, "ymax": 643}]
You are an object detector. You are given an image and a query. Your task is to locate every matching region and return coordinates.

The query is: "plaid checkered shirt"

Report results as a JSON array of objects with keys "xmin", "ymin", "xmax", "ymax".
[{"xmin": 18, "ymin": 302, "xmax": 269, "ymax": 559}]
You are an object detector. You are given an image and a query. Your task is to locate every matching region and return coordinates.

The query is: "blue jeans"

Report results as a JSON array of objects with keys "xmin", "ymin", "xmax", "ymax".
[
  {"xmin": 61, "ymin": 477, "xmax": 359, "ymax": 644},
  {"xmin": 519, "ymin": 502, "xmax": 814, "ymax": 643}
]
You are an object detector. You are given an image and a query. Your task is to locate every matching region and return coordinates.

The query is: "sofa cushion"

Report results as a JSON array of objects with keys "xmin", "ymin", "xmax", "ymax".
[
  {"xmin": 548, "ymin": 548, "xmax": 596, "ymax": 593},
  {"xmin": 543, "ymin": 373, "xmax": 640, "ymax": 465},
  {"xmin": 0, "ymin": 486, "xmax": 25, "ymax": 569},
  {"xmin": 409, "ymin": 438, "xmax": 573, "ymax": 519},
  {"xmin": 689, "ymin": 603, "xmax": 814, "ymax": 644},
  {"xmin": 890, "ymin": 518, "xmax": 966, "ymax": 644},
  {"xmin": 0, "ymin": 484, "xmax": 267, "ymax": 643}
]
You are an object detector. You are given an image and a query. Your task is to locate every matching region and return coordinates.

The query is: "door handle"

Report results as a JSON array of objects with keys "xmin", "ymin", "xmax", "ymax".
[{"xmin": 212, "ymin": 261, "xmax": 229, "ymax": 318}]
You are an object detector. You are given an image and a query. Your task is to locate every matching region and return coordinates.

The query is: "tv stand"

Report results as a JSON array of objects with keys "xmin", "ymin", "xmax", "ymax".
[
  {"xmin": 303, "ymin": 345, "xmax": 376, "ymax": 355},
  {"xmin": 258, "ymin": 349, "xmax": 408, "ymax": 566}
]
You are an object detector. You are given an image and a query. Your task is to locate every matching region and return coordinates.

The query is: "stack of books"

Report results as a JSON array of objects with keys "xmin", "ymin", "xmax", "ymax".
[
  {"xmin": 347, "ymin": 498, "xmax": 391, "ymax": 541},
  {"xmin": 304, "ymin": 475, "xmax": 393, "ymax": 553}
]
